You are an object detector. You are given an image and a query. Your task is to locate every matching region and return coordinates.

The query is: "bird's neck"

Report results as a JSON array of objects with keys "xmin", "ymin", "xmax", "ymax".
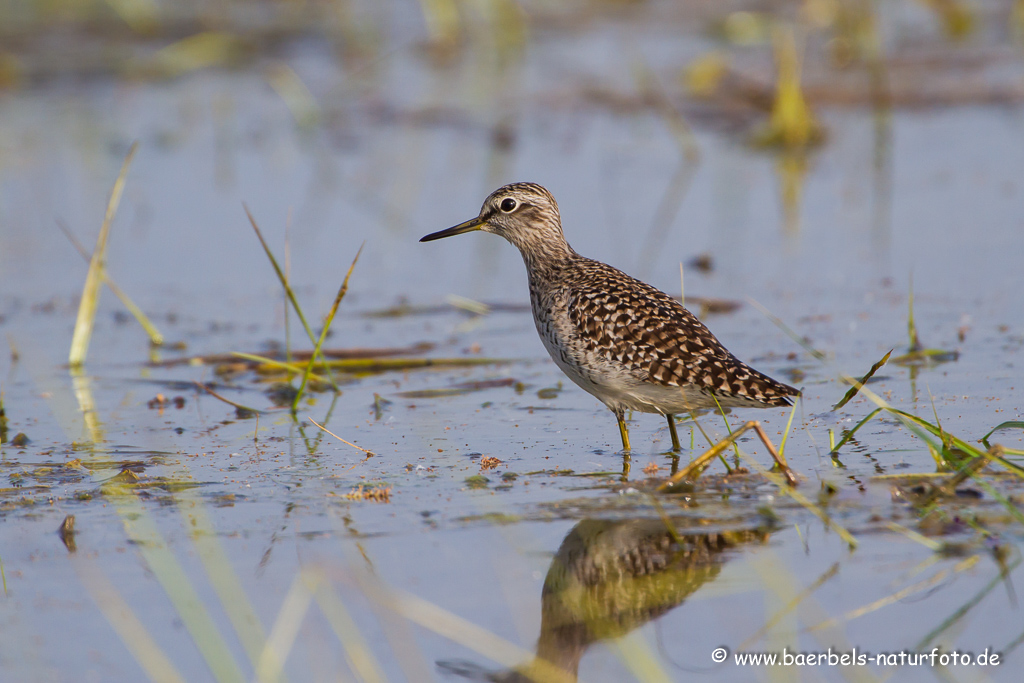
[{"xmin": 515, "ymin": 235, "xmax": 577, "ymax": 279}]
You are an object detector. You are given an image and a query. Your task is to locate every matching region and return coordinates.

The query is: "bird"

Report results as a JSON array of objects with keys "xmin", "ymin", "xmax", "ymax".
[{"xmin": 420, "ymin": 182, "xmax": 799, "ymax": 453}]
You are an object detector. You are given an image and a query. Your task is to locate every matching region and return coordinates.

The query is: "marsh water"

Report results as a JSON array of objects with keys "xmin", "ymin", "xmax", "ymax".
[{"xmin": 2, "ymin": 2, "xmax": 1024, "ymax": 681}]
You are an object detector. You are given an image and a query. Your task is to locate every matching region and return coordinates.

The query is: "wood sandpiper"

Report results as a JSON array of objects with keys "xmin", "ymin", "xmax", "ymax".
[{"xmin": 421, "ymin": 182, "xmax": 799, "ymax": 453}]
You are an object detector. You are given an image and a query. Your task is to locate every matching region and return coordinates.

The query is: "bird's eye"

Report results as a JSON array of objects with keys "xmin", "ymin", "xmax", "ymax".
[{"xmin": 500, "ymin": 197, "xmax": 518, "ymax": 213}]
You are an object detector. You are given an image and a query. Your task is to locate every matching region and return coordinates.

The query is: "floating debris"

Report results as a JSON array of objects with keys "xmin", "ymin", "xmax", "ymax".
[
  {"xmin": 396, "ymin": 377, "xmax": 516, "ymax": 399},
  {"xmin": 341, "ymin": 484, "xmax": 391, "ymax": 503}
]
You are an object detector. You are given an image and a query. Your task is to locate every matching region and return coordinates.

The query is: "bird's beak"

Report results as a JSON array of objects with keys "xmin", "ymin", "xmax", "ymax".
[{"xmin": 420, "ymin": 215, "xmax": 486, "ymax": 242}]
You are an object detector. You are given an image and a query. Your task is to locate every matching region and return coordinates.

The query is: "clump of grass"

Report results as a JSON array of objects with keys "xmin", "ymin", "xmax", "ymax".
[
  {"xmin": 291, "ymin": 245, "xmax": 363, "ymax": 412},
  {"xmin": 659, "ymin": 420, "xmax": 795, "ymax": 490},
  {"xmin": 891, "ymin": 278, "xmax": 958, "ymax": 366},
  {"xmin": 752, "ymin": 25, "xmax": 825, "ymax": 150},
  {"xmin": 243, "ymin": 205, "xmax": 343, "ymax": 402}
]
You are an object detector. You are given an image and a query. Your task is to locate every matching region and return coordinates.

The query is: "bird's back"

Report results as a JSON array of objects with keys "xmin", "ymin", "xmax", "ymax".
[{"xmin": 530, "ymin": 255, "xmax": 798, "ymax": 413}]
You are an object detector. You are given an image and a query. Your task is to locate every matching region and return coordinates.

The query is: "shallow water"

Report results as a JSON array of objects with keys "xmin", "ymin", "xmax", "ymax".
[{"xmin": 2, "ymin": 3, "xmax": 1024, "ymax": 681}]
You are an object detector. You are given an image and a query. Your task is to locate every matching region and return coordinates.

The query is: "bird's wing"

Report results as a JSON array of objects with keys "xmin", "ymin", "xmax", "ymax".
[{"xmin": 566, "ymin": 260, "xmax": 798, "ymax": 405}]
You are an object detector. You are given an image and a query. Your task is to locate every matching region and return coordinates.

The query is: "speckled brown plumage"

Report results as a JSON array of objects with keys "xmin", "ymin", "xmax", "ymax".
[
  {"xmin": 560, "ymin": 259, "xmax": 797, "ymax": 405},
  {"xmin": 421, "ymin": 182, "xmax": 799, "ymax": 452}
]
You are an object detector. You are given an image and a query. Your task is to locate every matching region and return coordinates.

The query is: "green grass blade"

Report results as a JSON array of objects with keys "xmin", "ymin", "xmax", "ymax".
[
  {"xmin": 58, "ymin": 219, "xmax": 164, "ymax": 346},
  {"xmin": 736, "ymin": 450, "xmax": 858, "ymax": 548},
  {"xmin": 779, "ymin": 396, "xmax": 799, "ymax": 458},
  {"xmin": 831, "ymin": 409, "xmax": 885, "ymax": 456},
  {"xmin": 914, "ymin": 556, "xmax": 1023, "ymax": 652},
  {"xmin": 981, "ymin": 421, "xmax": 1024, "ymax": 447},
  {"xmin": 907, "ymin": 274, "xmax": 922, "ymax": 352},
  {"xmin": 243, "ymin": 205, "xmax": 338, "ymax": 391},
  {"xmin": 833, "ymin": 349, "xmax": 891, "ymax": 410},
  {"xmin": 711, "ymin": 393, "xmax": 741, "ymax": 460},
  {"xmin": 69, "ymin": 142, "xmax": 138, "ymax": 366},
  {"xmin": 292, "ymin": 244, "xmax": 363, "ymax": 412},
  {"xmin": 229, "ymin": 352, "xmax": 329, "ymax": 382}
]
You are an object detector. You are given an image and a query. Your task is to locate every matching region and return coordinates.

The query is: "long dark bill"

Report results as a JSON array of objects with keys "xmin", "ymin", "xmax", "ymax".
[{"xmin": 419, "ymin": 216, "xmax": 486, "ymax": 242}]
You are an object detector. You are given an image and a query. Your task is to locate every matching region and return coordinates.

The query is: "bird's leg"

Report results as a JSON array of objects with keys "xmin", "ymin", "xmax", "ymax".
[
  {"xmin": 615, "ymin": 411, "xmax": 632, "ymax": 477},
  {"xmin": 665, "ymin": 414, "xmax": 681, "ymax": 452},
  {"xmin": 616, "ymin": 413, "xmax": 631, "ymax": 452}
]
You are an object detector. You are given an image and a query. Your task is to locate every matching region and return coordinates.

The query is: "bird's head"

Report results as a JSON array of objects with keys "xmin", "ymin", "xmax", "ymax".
[{"xmin": 420, "ymin": 183, "xmax": 570, "ymax": 260}]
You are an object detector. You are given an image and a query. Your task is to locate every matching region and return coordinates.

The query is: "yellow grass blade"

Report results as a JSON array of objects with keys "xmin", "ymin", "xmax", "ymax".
[
  {"xmin": 69, "ymin": 142, "xmax": 138, "ymax": 366},
  {"xmin": 58, "ymin": 219, "xmax": 164, "ymax": 346},
  {"xmin": 77, "ymin": 560, "xmax": 187, "ymax": 683}
]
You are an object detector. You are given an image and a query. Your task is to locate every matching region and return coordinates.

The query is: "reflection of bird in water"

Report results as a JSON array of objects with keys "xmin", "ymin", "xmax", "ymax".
[{"xmin": 439, "ymin": 518, "xmax": 770, "ymax": 682}]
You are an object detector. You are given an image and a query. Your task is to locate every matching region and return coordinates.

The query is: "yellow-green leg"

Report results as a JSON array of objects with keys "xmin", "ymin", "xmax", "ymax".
[
  {"xmin": 666, "ymin": 414, "xmax": 681, "ymax": 452},
  {"xmin": 616, "ymin": 414, "xmax": 631, "ymax": 452},
  {"xmin": 616, "ymin": 413, "xmax": 631, "ymax": 478}
]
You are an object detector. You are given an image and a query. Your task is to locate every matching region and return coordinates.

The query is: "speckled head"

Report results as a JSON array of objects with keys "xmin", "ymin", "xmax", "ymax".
[{"xmin": 420, "ymin": 182, "xmax": 574, "ymax": 263}]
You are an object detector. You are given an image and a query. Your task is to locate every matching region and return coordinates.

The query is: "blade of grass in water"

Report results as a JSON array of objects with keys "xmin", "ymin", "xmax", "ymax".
[
  {"xmin": 737, "ymin": 562, "xmax": 841, "ymax": 651},
  {"xmin": 778, "ymin": 396, "xmax": 799, "ymax": 459},
  {"xmin": 358, "ymin": 573, "xmax": 575, "ymax": 683},
  {"xmin": 229, "ymin": 352, "xmax": 329, "ymax": 383},
  {"xmin": 914, "ymin": 555, "xmax": 1022, "ymax": 652},
  {"xmin": 292, "ymin": 245, "xmax": 362, "ymax": 412},
  {"xmin": 69, "ymin": 142, "xmax": 138, "ymax": 366},
  {"xmin": 807, "ymin": 556, "xmax": 980, "ymax": 632},
  {"xmin": 748, "ymin": 298, "xmax": 827, "ymax": 362},
  {"xmin": 907, "ymin": 274, "xmax": 921, "ymax": 352},
  {"xmin": 256, "ymin": 570, "xmax": 319, "ymax": 683},
  {"xmin": 312, "ymin": 583, "xmax": 387, "ymax": 683},
  {"xmin": 981, "ymin": 421, "xmax": 1024, "ymax": 448},
  {"xmin": 243, "ymin": 205, "xmax": 338, "ymax": 392},
  {"xmin": 711, "ymin": 394, "xmax": 741, "ymax": 459},
  {"xmin": 180, "ymin": 490, "xmax": 275, "ymax": 677},
  {"xmin": 837, "ymin": 378, "xmax": 1024, "ymax": 533},
  {"xmin": 307, "ymin": 357, "xmax": 510, "ymax": 372},
  {"xmin": 829, "ymin": 407, "xmax": 882, "ymax": 455},
  {"xmin": 106, "ymin": 486, "xmax": 248, "ymax": 683},
  {"xmin": 735, "ymin": 449, "xmax": 855, "ymax": 548},
  {"xmin": 833, "ymin": 349, "xmax": 891, "ymax": 410},
  {"xmin": 38, "ymin": 338, "xmax": 248, "ymax": 682},
  {"xmin": 58, "ymin": 219, "xmax": 164, "ymax": 346},
  {"xmin": 76, "ymin": 560, "xmax": 187, "ymax": 683},
  {"xmin": 891, "ymin": 276, "xmax": 958, "ymax": 365}
]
